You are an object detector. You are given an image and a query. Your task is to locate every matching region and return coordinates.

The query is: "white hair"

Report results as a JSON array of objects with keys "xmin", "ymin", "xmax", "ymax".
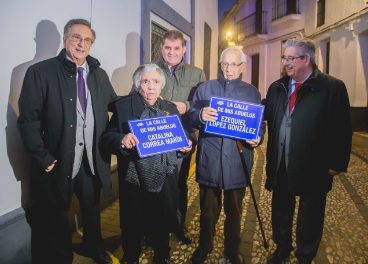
[
  {"xmin": 220, "ymin": 46, "xmax": 245, "ymax": 63},
  {"xmin": 132, "ymin": 64, "xmax": 166, "ymax": 91}
]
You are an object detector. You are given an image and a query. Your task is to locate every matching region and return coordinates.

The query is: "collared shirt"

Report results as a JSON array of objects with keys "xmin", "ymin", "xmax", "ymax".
[
  {"xmin": 288, "ymin": 71, "xmax": 313, "ymax": 97},
  {"xmin": 66, "ymin": 55, "xmax": 90, "ymax": 100},
  {"xmin": 163, "ymin": 59, "xmax": 180, "ymax": 77}
]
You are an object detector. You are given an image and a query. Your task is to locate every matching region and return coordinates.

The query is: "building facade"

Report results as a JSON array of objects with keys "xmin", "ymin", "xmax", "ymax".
[
  {"xmin": 0, "ymin": 0, "xmax": 218, "ymax": 262},
  {"xmin": 219, "ymin": 0, "xmax": 368, "ymax": 131}
]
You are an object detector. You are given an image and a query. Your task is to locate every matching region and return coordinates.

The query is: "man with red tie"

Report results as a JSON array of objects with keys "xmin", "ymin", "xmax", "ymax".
[{"xmin": 264, "ymin": 38, "xmax": 352, "ymax": 264}]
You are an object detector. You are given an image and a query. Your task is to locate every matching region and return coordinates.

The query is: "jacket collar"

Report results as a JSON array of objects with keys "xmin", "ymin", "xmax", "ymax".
[
  {"xmin": 218, "ymin": 72, "xmax": 243, "ymax": 86},
  {"xmin": 131, "ymin": 92, "xmax": 172, "ymax": 118},
  {"xmin": 275, "ymin": 66, "xmax": 322, "ymax": 92},
  {"xmin": 158, "ymin": 57, "xmax": 185, "ymax": 75},
  {"xmin": 56, "ymin": 48, "xmax": 100, "ymax": 74}
]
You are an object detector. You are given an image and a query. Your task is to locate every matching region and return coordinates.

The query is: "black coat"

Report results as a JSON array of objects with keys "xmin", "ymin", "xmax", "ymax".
[
  {"xmin": 264, "ymin": 68, "xmax": 352, "ymax": 195},
  {"xmin": 17, "ymin": 49, "xmax": 117, "ymax": 210},
  {"xmin": 99, "ymin": 93, "xmax": 187, "ymax": 231}
]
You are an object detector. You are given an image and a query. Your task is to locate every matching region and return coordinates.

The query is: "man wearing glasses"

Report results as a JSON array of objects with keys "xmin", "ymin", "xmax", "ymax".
[
  {"xmin": 186, "ymin": 46, "xmax": 266, "ymax": 264},
  {"xmin": 264, "ymin": 38, "xmax": 351, "ymax": 264},
  {"xmin": 18, "ymin": 19, "xmax": 117, "ymax": 264}
]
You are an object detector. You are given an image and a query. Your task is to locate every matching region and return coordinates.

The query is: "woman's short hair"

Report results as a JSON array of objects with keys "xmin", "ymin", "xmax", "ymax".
[
  {"xmin": 133, "ymin": 64, "xmax": 166, "ymax": 91},
  {"xmin": 219, "ymin": 46, "xmax": 245, "ymax": 63},
  {"xmin": 283, "ymin": 38, "xmax": 316, "ymax": 66}
]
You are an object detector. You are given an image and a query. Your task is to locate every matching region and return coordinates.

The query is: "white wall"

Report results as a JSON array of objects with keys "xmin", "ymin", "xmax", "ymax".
[
  {"xmin": 0, "ymin": 0, "xmax": 141, "ymax": 216},
  {"xmin": 163, "ymin": 0, "xmax": 192, "ymax": 23},
  {"xmin": 0, "ymin": 0, "xmax": 219, "ymax": 218},
  {"xmin": 195, "ymin": 0, "xmax": 219, "ymax": 80}
]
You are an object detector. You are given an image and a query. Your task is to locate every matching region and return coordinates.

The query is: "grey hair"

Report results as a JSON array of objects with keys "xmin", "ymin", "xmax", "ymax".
[
  {"xmin": 283, "ymin": 38, "xmax": 316, "ymax": 66},
  {"xmin": 220, "ymin": 46, "xmax": 245, "ymax": 63},
  {"xmin": 64, "ymin": 19, "xmax": 96, "ymax": 43},
  {"xmin": 133, "ymin": 64, "xmax": 166, "ymax": 92}
]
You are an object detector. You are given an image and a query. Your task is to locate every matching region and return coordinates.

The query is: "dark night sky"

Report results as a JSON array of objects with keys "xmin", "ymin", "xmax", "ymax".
[{"xmin": 218, "ymin": 0, "xmax": 238, "ymax": 26}]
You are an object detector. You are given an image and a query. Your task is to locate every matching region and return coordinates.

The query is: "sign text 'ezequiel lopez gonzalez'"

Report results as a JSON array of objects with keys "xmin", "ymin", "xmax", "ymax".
[
  {"xmin": 128, "ymin": 115, "xmax": 189, "ymax": 158},
  {"xmin": 204, "ymin": 96, "xmax": 264, "ymax": 141}
]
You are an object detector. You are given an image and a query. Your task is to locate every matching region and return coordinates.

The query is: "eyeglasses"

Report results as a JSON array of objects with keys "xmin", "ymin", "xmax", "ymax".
[
  {"xmin": 66, "ymin": 35, "xmax": 93, "ymax": 46},
  {"xmin": 220, "ymin": 62, "xmax": 243, "ymax": 69},
  {"xmin": 281, "ymin": 56, "xmax": 305, "ymax": 63}
]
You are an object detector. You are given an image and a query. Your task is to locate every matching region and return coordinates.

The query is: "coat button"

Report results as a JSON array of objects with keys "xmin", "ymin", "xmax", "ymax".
[
  {"xmin": 70, "ymin": 98, "xmax": 73, "ymax": 101},
  {"xmin": 70, "ymin": 76, "xmax": 72, "ymax": 78},
  {"xmin": 79, "ymin": 142, "xmax": 83, "ymax": 146},
  {"xmin": 70, "ymin": 125, "xmax": 73, "ymax": 127},
  {"xmin": 67, "ymin": 175, "xmax": 70, "ymax": 178}
]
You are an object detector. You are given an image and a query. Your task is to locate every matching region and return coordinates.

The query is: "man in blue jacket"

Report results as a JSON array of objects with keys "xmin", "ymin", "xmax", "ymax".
[{"xmin": 186, "ymin": 47, "xmax": 266, "ymax": 264}]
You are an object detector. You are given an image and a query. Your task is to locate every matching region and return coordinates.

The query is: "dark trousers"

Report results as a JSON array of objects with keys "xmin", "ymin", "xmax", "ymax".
[
  {"xmin": 31, "ymin": 152, "xmax": 102, "ymax": 264},
  {"xmin": 120, "ymin": 182, "xmax": 170, "ymax": 262},
  {"xmin": 272, "ymin": 157, "xmax": 327, "ymax": 262},
  {"xmin": 198, "ymin": 185, "xmax": 245, "ymax": 254},
  {"xmin": 176, "ymin": 154, "xmax": 192, "ymax": 227}
]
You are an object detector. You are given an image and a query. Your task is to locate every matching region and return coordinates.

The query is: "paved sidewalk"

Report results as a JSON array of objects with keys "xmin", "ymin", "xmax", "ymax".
[{"xmin": 72, "ymin": 132, "xmax": 368, "ymax": 264}]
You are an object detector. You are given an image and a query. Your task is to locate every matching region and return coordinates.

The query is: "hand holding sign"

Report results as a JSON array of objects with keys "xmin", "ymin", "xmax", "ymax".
[
  {"xmin": 246, "ymin": 137, "xmax": 261, "ymax": 148},
  {"xmin": 122, "ymin": 133, "xmax": 139, "ymax": 149},
  {"xmin": 180, "ymin": 140, "xmax": 192, "ymax": 153},
  {"xmin": 201, "ymin": 107, "xmax": 218, "ymax": 122}
]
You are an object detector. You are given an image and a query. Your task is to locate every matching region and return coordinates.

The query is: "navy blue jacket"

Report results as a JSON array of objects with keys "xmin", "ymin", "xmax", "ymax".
[{"xmin": 185, "ymin": 74, "xmax": 266, "ymax": 190}]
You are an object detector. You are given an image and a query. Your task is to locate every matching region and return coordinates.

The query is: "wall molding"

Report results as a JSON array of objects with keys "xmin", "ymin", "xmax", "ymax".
[{"xmin": 141, "ymin": 0, "xmax": 196, "ymax": 64}]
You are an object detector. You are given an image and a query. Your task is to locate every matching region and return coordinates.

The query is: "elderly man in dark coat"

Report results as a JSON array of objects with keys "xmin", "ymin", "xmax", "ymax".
[
  {"xmin": 186, "ymin": 46, "xmax": 266, "ymax": 264},
  {"xmin": 17, "ymin": 19, "xmax": 117, "ymax": 264},
  {"xmin": 264, "ymin": 38, "xmax": 352, "ymax": 264}
]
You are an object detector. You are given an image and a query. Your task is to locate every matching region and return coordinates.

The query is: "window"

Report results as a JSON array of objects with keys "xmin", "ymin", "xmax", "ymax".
[
  {"xmin": 317, "ymin": 0, "xmax": 325, "ymax": 27},
  {"xmin": 272, "ymin": 0, "xmax": 299, "ymax": 21},
  {"xmin": 151, "ymin": 22, "xmax": 168, "ymax": 62}
]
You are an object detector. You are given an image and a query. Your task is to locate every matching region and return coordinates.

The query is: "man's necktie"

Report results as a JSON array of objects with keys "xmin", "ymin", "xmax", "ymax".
[
  {"xmin": 77, "ymin": 67, "xmax": 87, "ymax": 116},
  {"xmin": 289, "ymin": 82, "xmax": 301, "ymax": 113}
]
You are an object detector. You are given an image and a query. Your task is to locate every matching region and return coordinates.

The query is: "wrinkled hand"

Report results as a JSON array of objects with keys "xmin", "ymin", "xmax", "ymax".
[
  {"xmin": 246, "ymin": 137, "xmax": 261, "ymax": 148},
  {"xmin": 172, "ymin": 101, "xmax": 186, "ymax": 114},
  {"xmin": 121, "ymin": 133, "xmax": 139, "ymax": 149},
  {"xmin": 180, "ymin": 140, "xmax": 192, "ymax": 153},
  {"xmin": 45, "ymin": 160, "xmax": 57, "ymax": 172},
  {"xmin": 328, "ymin": 169, "xmax": 340, "ymax": 176},
  {"xmin": 201, "ymin": 107, "xmax": 218, "ymax": 122}
]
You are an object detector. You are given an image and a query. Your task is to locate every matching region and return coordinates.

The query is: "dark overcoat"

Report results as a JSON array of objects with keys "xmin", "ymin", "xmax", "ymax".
[
  {"xmin": 264, "ymin": 68, "xmax": 352, "ymax": 195},
  {"xmin": 185, "ymin": 74, "xmax": 266, "ymax": 190},
  {"xmin": 17, "ymin": 49, "xmax": 117, "ymax": 210},
  {"xmin": 99, "ymin": 92, "xmax": 187, "ymax": 232}
]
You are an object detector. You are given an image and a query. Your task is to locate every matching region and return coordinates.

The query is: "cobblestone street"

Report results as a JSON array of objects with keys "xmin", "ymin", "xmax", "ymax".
[{"xmin": 72, "ymin": 133, "xmax": 368, "ymax": 264}]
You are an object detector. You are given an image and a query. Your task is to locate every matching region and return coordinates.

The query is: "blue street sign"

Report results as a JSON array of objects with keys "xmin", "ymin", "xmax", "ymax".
[
  {"xmin": 128, "ymin": 115, "xmax": 189, "ymax": 158},
  {"xmin": 204, "ymin": 96, "xmax": 264, "ymax": 141}
]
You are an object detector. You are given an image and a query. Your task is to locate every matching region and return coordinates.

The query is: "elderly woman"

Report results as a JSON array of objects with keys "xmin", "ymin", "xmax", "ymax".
[{"xmin": 99, "ymin": 64, "xmax": 192, "ymax": 264}]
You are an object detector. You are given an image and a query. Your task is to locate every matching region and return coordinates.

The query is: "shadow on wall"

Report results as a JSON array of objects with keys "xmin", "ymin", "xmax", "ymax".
[
  {"xmin": 111, "ymin": 32, "xmax": 142, "ymax": 96},
  {"xmin": 6, "ymin": 20, "xmax": 61, "ymax": 207}
]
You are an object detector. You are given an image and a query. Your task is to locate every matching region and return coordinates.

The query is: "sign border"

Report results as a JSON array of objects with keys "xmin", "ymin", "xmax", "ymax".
[
  {"xmin": 204, "ymin": 96, "xmax": 264, "ymax": 141},
  {"xmin": 128, "ymin": 114, "xmax": 189, "ymax": 158}
]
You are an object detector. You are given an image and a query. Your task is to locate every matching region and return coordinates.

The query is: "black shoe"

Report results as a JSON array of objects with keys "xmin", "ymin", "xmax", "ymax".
[
  {"xmin": 154, "ymin": 259, "xmax": 172, "ymax": 264},
  {"xmin": 175, "ymin": 225, "xmax": 192, "ymax": 245},
  {"xmin": 120, "ymin": 261, "xmax": 139, "ymax": 264},
  {"xmin": 90, "ymin": 250, "xmax": 113, "ymax": 264},
  {"xmin": 266, "ymin": 250, "xmax": 290, "ymax": 264},
  {"xmin": 191, "ymin": 248, "xmax": 209, "ymax": 264}
]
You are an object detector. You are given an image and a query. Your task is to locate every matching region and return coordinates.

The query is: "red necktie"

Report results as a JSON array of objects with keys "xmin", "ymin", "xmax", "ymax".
[{"xmin": 289, "ymin": 82, "xmax": 301, "ymax": 113}]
